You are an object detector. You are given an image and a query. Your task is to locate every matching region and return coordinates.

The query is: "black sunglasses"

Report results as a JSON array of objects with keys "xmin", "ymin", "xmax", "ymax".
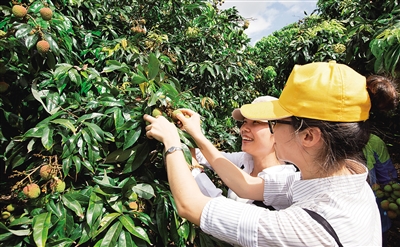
[{"xmin": 268, "ymin": 120, "xmax": 292, "ymax": 134}]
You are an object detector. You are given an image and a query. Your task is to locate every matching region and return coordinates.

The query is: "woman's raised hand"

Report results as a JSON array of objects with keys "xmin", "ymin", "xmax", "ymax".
[{"xmin": 174, "ymin": 109, "xmax": 204, "ymax": 139}]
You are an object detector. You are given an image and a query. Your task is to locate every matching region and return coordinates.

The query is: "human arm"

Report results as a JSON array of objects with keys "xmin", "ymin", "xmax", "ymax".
[
  {"xmin": 143, "ymin": 114, "xmax": 210, "ymax": 225},
  {"xmin": 175, "ymin": 109, "xmax": 265, "ymax": 201}
]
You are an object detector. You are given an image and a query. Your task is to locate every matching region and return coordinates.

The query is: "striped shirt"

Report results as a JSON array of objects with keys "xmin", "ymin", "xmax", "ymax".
[{"xmin": 200, "ymin": 160, "xmax": 381, "ymax": 246}]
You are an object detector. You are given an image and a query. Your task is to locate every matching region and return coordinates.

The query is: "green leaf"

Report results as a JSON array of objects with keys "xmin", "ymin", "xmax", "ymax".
[
  {"xmin": 119, "ymin": 215, "xmax": 151, "ymax": 244},
  {"xmin": 93, "ymin": 212, "xmax": 121, "ymax": 239},
  {"xmin": 15, "ymin": 24, "xmax": 33, "ymax": 39},
  {"xmin": 62, "ymin": 194, "xmax": 85, "ymax": 219},
  {"xmin": 118, "ymin": 230, "xmax": 137, "ymax": 247},
  {"xmin": 83, "ymin": 122, "xmax": 104, "ymax": 142},
  {"xmin": 148, "ymin": 53, "xmax": 160, "ymax": 80},
  {"xmin": 77, "ymin": 113, "xmax": 105, "ymax": 123},
  {"xmin": 53, "ymin": 64, "xmax": 73, "ymax": 78},
  {"xmin": 156, "ymin": 197, "xmax": 168, "ymax": 246},
  {"xmin": 132, "ymin": 183, "xmax": 155, "ymax": 200},
  {"xmin": 41, "ymin": 126, "xmax": 54, "ymax": 150},
  {"xmin": 86, "ymin": 193, "xmax": 104, "ymax": 229},
  {"xmin": 0, "ymin": 222, "xmax": 30, "ymax": 236},
  {"xmin": 131, "ymin": 73, "xmax": 148, "ymax": 84},
  {"xmin": 123, "ymin": 128, "xmax": 141, "ymax": 150},
  {"xmin": 32, "ymin": 212, "xmax": 52, "ymax": 247},
  {"xmin": 51, "ymin": 119, "xmax": 77, "ymax": 134},
  {"xmin": 100, "ymin": 221, "xmax": 123, "ymax": 247},
  {"xmin": 105, "ymin": 147, "xmax": 137, "ymax": 163},
  {"xmin": 31, "ymin": 88, "xmax": 61, "ymax": 115},
  {"xmin": 122, "ymin": 142, "xmax": 149, "ymax": 173},
  {"xmin": 68, "ymin": 69, "xmax": 82, "ymax": 85}
]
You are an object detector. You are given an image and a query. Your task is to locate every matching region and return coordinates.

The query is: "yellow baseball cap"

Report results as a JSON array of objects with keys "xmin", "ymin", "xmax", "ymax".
[{"xmin": 240, "ymin": 61, "xmax": 371, "ymax": 122}]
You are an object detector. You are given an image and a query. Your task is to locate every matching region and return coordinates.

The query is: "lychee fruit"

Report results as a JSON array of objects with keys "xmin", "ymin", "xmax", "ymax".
[
  {"xmin": 1, "ymin": 211, "xmax": 10, "ymax": 220},
  {"xmin": 381, "ymin": 199, "xmax": 390, "ymax": 210},
  {"xmin": 52, "ymin": 178, "xmax": 66, "ymax": 193},
  {"xmin": 128, "ymin": 201, "xmax": 138, "ymax": 210},
  {"xmin": 6, "ymin": 204, "xmax": 15, "ymax": 212},
  {"xmin": 12, "ymin": 5, "xmax": 27, "ymax": 18},
  {"xmin": 389, "ymin": 202, "xmax": 399, "ymax": 211},
  {"xmin": 36, "ymin": 40, "xmax": 50, "ymax": 54},
  {"xmin": 152, "ymin": 108, "xmax": 162, "ymax": 118},
  {"xmin": 39, "ymin": 7, "xmax": 53, "ymax": 21},
  {"xmin": 0, "ymin": 81, "xmax": 9, "ymax": 93},
  {"xmin": 22, "ymin": 183, "xmax": 41, "ymax": 199},
  {"xmin": 172, "ymin": 109, "xmax": 183, "ymax": 121},
  {"xmin": 39, "ymin": 165, "xmax": 53, "ymax": 180}
]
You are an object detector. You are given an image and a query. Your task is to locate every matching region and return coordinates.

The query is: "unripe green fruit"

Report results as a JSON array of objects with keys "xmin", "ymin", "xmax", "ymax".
[
  {"xmin": 39, "ymin": 7, "xmax": 53, "ymax": 21},
  {"xmin": 371, "ymin": 183, "xmax": 380, "ymax": 191},
  {"xmin": 397, "ymin": 198, "xmax": 400, "ymax": 206},
  {"xmin": 152, "ymin": 108, "xmax": 162, "ymax": 118},
  {"xmin": 54, "ymin": 179, "xmax": 66, "ymax": 193},
  {"xmin": 12, "ymin": 5, "xmax": 27, "ymax": 18},
  {"xmin": 392, "ymin": 183, "xmax": 400, "ymax": 191},
  {"xmin": 1, "ymin": 211, "xmax": 10, "ymax": 219},
  {"xmin": 381, "ymin": 200, "xmax": 390, "ymax": 210},
  {"xmin": 172, "ymin": 109, "xmax": 182, "ymax": 120},
  {"xmin": 23, "ymin": 183, "xmax": 41, "ymax": 199},
  {"xmin": 375, "ymin": 189, "xmax": 384, "ymax": 198},
  {"xmin": 393, "ymin": 190, "xmax": 400, "ymax": 198},
  {"xmin": 6, "ymin": 204, "xmax": 15, "ymax": 212},
  {"xmin": 39, "ymin": 165, "xmax": 53, "ymax": 180},
  {"xmin": 384, "ymin": 184, "xmax": 392, "ymax": 192},
  {"xmin": 36, "ymin": 40, "xmax": 50, "ymax": 54},
  {"xmin": 389, "ymin": 202, "xmax": 399, "ymax": 211}
]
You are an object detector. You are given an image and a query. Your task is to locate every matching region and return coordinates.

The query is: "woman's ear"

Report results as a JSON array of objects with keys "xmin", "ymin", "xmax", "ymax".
[{"xmin": 302, "ymin": 127, "xmax": 322, "ymax": 148}]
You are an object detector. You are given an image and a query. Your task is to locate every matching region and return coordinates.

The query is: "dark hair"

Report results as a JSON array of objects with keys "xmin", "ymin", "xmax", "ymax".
[
  {"xmin": 290, "ymin": 74, "xmax": 398, "ymax": 176},
  {"xmin": 366, "ymin": 75, "xmax": 398, "ymax": 112}
]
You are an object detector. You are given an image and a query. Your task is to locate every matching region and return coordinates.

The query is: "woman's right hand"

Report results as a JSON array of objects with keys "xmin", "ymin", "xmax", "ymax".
[{"xmin": 174, "ymin": 109, "xmax": 204, "ymax": 139}]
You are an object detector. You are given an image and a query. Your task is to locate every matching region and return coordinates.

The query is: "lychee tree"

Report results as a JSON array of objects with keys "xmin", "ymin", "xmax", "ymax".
[{"xmin": 0, "ymin": 0, "xmax": 256, "ymax": 246}]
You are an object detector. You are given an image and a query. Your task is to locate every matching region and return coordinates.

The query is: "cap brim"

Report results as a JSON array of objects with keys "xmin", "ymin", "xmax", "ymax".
[
  {"xmin": 240, "ymin": 100, "xmax": 293, "ymax": 120},
  {"xmin": 232, "ymin": 108, "xmax": 244, "ymax": 121}
]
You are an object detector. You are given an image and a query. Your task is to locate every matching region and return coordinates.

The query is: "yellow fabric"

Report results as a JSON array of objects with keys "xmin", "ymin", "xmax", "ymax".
[{"xmin": 241, "ymin": 61, "xmax": 371, "ymax": 121}]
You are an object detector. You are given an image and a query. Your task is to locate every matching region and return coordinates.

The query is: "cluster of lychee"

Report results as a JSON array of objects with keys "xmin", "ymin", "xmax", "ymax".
[
  {"xmin": 1, "ymin": 204, "xmax": 15, "ymax": 222},
  {"xmin": 373, "ymin": 181, "xmax": 400, "ymax": 219},
  {"xmin": 21, "ymin": 165, "xmax": 66, "ymax": 200},
  {"xmin": 151, "ymin": 107, "xmax": 187, "ymax": 123},
  {"xmin": 131, "ymin": 19, "xmax": 146, "ymax": 34},
  {"xmin": 12, "ymin": 5, "xmax": 53, "ymax": 21},
  {"xmin": 12, "ymin": 5, "xmax": 53, "ymax": 54}
]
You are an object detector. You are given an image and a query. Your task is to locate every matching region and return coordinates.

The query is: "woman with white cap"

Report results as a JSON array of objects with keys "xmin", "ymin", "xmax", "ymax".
[
  {"xmin": 193, "ymin": 95, "xmax": 297, "ymax": 210},
  {"xmin": 143, "ymin": 61, "xmax": 397, "ymax": 246}
]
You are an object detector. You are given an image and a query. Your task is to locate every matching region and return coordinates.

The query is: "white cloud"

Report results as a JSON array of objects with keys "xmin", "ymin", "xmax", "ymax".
[{"xmin": 220, "ymin": 0, "xmax": 318, "ymax": 45}]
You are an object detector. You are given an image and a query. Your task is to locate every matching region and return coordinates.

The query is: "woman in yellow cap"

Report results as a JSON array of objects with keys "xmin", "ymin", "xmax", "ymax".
[{"xmin": 143, "ymin": 61, "xmax": 397, "ymax": 246}]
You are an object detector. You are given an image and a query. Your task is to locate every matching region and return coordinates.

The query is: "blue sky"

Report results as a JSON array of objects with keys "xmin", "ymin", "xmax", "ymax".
[{"xmin": 220, "ymin": 0, "xmax": 318, "ymax": 45}]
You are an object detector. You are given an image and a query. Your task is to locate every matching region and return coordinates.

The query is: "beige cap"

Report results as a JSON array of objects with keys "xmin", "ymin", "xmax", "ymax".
[{"xmin": 232, "ymin": 96, "xmax": 278, "ymax": 121}]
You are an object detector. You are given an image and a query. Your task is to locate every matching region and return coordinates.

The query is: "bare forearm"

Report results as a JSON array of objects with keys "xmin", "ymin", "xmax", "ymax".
[
  {"xmin": 164, "ymin": 147, "xmax": 211, "ymax": 225},
  {"xmin": 193, "ymin": 135, "xmax": 264, "ymax": 200}
]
